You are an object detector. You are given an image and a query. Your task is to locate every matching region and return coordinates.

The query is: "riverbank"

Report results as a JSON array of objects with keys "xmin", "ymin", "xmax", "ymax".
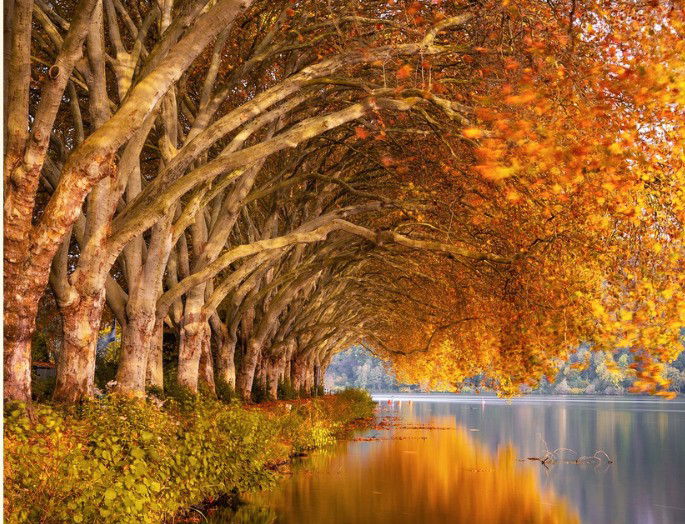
[{"xmin": 3, "ymin": 389, "xmax": 375, "ymax": 523}]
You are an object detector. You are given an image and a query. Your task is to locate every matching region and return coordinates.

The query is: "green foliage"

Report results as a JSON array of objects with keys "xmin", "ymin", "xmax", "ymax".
[
  {"xmin": 145, "ymin": 385, "xmax": 164, "ymax": 400},
  {"xmin": 4, "ymin": 398, "xmax": 273, "ymax": 523},
  {"xmin": 94, "ymin": 329, "xmax": 121, "ymax": 391},
  {"xmin": 30, "ymin": 373, "xmax": 55, "ymax": 402},
  {"xmin": 216, "ymin": 379, "xmax": 236, "ymax": 402},
  {"xmin": 251, "ymin": 378, "xmax": 269, "ymax": 403},
  {"xmin": 30, "ymin": 332, "xmax": 52, "ymax": 363},
  {"xmin": 291, "ymin": 420, "xmax": 335, "ymax": 454},
  {"xmin": 4, "ymin": 390, "xmax": 375, "ymax": 523},
  {"xmin": 331, "ymin": 388, "xmax": 376, "ymax": 420},
  {"xmin": 335, "ymin": 387, "xmax": 373, "ymax": 405},
  {"xmin": 535, "ymin": 346, "xmax": 685, "ymax": 395},
  {"xmin": 277, "ymin": 379, "xmax": 298, "ymax": 400},
  {"xmin": 162, "ymin": 365, "xmax": 201, "ymax": 405}
]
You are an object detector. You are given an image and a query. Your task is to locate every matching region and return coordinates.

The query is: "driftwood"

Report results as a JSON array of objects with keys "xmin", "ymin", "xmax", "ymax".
[
  {"xmin": 521, "ymin": 437, "xmax": 614, "ymax": 469},
  {"xmin": 524, "ymin": 449, "xmax": 614, "ymax": 466}
]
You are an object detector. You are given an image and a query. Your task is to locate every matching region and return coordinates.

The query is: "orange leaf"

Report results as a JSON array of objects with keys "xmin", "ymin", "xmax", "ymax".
[
  {"xmin": 462, "ymin": 128, "xmax": 484, "ymax": 139},
  {"xmin": 407, "ymin": 1, "xmax": 421, "ymax": 16},
  {"xmin": 396, "ymin": 64, "xmax": 413, "ymax": 80},
  {"xmin": 354, "ymin": 126, "xmax": 369, "ymax": 140}
]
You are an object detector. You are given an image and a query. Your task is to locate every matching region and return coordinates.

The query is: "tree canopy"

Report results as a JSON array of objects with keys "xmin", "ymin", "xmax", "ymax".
[{"xmin": 3, "ymin": 0, "xmax": 684, "ymax": 403}]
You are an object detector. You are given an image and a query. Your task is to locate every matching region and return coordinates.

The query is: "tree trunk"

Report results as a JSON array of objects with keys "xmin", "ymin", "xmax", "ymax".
[
  {"xmin": 52, "ymin": 292, "xmax": 105, "ymax": 402},
  {"xmin": 237, "ymin": 338, "xmax": 261, "ymax": 400},
  {"xmin": 178, "ymin": 321, "xmax": 210, "ymax": 392},
  {"xmin": 284, "ymin": 341, "xmax": 294, "ymax": 385},
  {"xmin": 3, "ymin": 305, "xmax": 35, "ymax": 402},
  {"xmin": 146, "ymin": 320, "xmax": 164, "ymax": 390},
  {"xmin": 313, "ymin": 359, "xmax": 321, "ymax": 394},
  {"xmin": 215, "ymin": 320, "xmax": 236, "ymax": 388},
  {"xmin": 198, "ymin": 335, "xmax": 216, "ymax": 396},
  {"xmin": 304, "ymin": 361, "xmax": 314, "ymax": 394},
  {"xmin": 115, "ymin": 312, "xmax": 155, "ymax": 396},
  {"xmin": 291, "ymin": 357, "xmax": 305, "ymax": 394},
  {"xmin": 177, "ymin": 290, "xmax": 208, "ymax": 392},
  {"xmin": 267, "ymin": 353, "xmax": 285, "ymax": 400},
  {"xmin": 257, "ymin": 354, "xmax": 267, "ymax": 388}
]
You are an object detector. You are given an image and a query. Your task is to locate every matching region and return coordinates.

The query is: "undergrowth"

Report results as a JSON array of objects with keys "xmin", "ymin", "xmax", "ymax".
[{"xmin": 3, "ymin": 389, "xmax": 375, "ymax": 523}]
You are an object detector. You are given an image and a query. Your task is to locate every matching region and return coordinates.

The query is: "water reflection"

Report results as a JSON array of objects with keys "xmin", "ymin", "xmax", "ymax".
[
  {"xmin": 376, "ymin": 395, "xmax": 685, "ymax": 524},
  {"xmin": 250, "ymin": 410, "xmax": 579, "ymax": 523}
]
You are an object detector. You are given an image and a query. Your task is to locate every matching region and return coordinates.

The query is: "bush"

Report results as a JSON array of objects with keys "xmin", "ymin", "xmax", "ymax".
[
  {"xmin": 31, "ymin": 373, "xmax": 55, "ymax": 402},
  {"xmin": 4, "ymin": 390, "xmax": 375, "ymax": 523},
  {"xmin": 251, "ymin": 378, "xmax": 269, "ymax": 403},
  {"xmin": 4, "ymin": 397, "xmax": 276, "ymax": 523},
  {"xmin": 277, "ymin": 379, "xmax": 297, "ymax": 400},
  {"xmin": 292, "ymin": 421, "xmax": 335, "ymax": 454},
  {"xmin": 216, "ymin": 379, "xmax": 236, "ymax": 402},
  {"xmin": 335, "ymin": 387, "xmax": 370, "ymax": 402}
]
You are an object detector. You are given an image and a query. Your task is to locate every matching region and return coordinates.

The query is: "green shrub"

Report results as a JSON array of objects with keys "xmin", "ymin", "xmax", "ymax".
[
  {"xmin": 251, "ymin": 378, "xmax": 269, "ymax": 403},
  {"xmin": 216, "ymin": 379, "xmax": 236, "ymax": 402},
  {"xmin": 292, "ymin": 421, "xmax": 335, "ymax": 454},
  {"xmin": 30, "ymin": 373, "xmax": 55, "ymax": 402},
  {"xmin": 277, "ymin": 379, "xmax": 298, "ymax": 400},
  {"xmin": 4, "ymin": 397, "xmax": 277, "ymax": 523},
  {"xmin": 93, "ymin": 328, "xmax": 121, "ymax": 391},
  {"xmin": 333, "ymin": 388, "xmax": 376, "ymax": 420},
  {"xmin": 3, "ymin": 390, "xmax": 375, "ymax": 523},
  {"xmin": 336, "ymin": 387, "xmax": 372, "ymax": 404},
  {"xmin": 145, "ymin": 385, "xmax": 164, "ymax": 400}
]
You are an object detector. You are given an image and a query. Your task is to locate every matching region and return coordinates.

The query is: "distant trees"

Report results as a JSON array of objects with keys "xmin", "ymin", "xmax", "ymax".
[
  {"xmin": 536, "ymin": 347, "xmax": 685, "ymax": 396},
  {"xmin": 325, "ymin": 346, "xmax": 400, "ymax": 392},
  {"xmin": 326, "ymin": 345, "xmax": 685, "ymax": 396}
]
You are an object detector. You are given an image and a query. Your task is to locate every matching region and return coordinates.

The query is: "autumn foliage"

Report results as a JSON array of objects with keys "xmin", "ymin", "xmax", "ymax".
[
  {"xmin": 357, "ymin": 0, "xmax": 685, "ymax": 397},
  {"xmin": 2, "ymin": 0, "xmax": 684, "ymax": 402}
]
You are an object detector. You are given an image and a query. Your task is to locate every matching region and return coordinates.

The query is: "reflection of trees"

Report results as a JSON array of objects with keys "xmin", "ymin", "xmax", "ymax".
[
  {"xmin": 263, "ymin": 418, "xmax": 579, "ymax": 523},
  {"xmin": 438, "ymin": 397, "xmax": 684, "ymax": 523}
]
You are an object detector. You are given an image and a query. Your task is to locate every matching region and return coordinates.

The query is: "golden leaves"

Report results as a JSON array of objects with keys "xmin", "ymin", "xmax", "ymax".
[
  {"xmin": 474, "ymin": 164, "xmax": 516, "ymax": 181},
  {"xmin": 335, "ymin": 0, "xmax": 685, "ymax": 400},
  {"xmin": 504, "ymin": 90, "xmax": 537, "ymax": 105},
  {"xmin": 396, "ymin": 64, "xmax": 413, "ymax": 80},
  {"xmin": 354, "ymin": 126, "xmax": 370, "ymax": 140},
  {"xmin": 462, "ymin": 128, "xmax": 484, "ymax": 139}
]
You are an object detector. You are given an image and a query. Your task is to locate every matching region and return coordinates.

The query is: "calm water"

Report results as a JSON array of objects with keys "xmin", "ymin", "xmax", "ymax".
[{"xmin": 249, "ymin": 394, "xmax": 685, "ymax": 524}]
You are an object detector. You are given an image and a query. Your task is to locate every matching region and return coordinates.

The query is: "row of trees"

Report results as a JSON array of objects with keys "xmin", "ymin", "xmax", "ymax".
[
  {"xmin": 325, "ymin": 344, "xmax": 685, "ymax": 395},
  {"xmin": 324, "ymin": 346, "xmax": 400, "ymax": 392},
  {"xmin": 535, "ymin": 347, "xmax": 685, "ymax": 395},
  {"xmin": 4, "ymin": 0, "xmax": 684, "ymax": 403}
]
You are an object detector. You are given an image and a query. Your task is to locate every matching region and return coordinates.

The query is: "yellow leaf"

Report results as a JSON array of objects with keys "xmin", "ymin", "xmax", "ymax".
[{"xmin": 462, "ymin": 128, "xmax": 485, "ymax": 139}]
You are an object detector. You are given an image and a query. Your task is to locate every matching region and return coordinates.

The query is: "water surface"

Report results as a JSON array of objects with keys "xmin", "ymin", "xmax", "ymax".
[{"xmin": 251, "ymin": 394, "xmax": 685, "ymax": 523}]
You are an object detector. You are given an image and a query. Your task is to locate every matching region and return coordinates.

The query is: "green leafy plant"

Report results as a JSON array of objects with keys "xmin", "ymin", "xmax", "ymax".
[
  {"xmin": 4, "ymin": 390, "xmax": 375, "ymax": 523},
  {"xmin": 277, "ymin": 379, "xmax": 298, "ymax": 400}
]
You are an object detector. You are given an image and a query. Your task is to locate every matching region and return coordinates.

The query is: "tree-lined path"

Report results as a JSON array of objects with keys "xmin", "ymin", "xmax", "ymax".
[{"xmin": 4, "ymin": 0, "xmax": 684, "ymax": 404}]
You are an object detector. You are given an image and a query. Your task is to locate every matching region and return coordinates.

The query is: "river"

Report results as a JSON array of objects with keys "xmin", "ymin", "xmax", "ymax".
[{"xmin": 243, "ymin": 394, "xmax": 684, "ymax": 523}]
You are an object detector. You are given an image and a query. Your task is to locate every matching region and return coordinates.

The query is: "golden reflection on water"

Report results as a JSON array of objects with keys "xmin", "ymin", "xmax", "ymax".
[{"xmin": 252, "ymin": 416, "xmax": 580, "ymax": 524}]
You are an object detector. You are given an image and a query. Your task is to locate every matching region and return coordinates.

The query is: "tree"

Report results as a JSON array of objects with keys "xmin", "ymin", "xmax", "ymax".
[{"xmin": 4, "ymin": 0, "xmax": 684, "ymax": 403}]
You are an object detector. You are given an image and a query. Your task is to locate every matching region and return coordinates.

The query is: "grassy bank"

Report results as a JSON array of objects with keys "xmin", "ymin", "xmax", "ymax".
[{"xmin": 3, "ymin": 389, "xmax": 375, "ymax": 523}]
